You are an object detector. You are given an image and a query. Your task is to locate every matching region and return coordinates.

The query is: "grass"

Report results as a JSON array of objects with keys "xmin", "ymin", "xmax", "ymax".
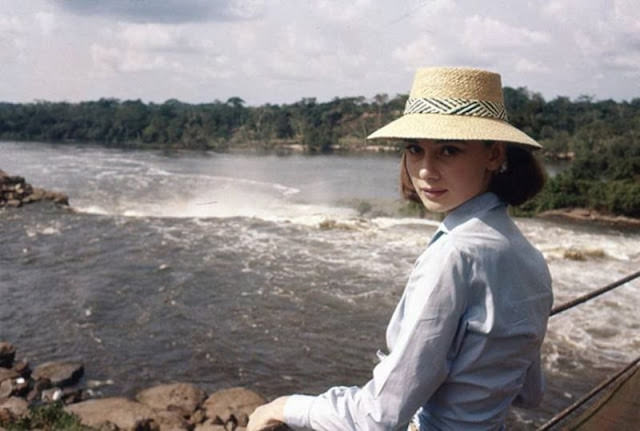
[{"xmin": 0, "ymin": 402, "xmax": 91, "ymax": 431}]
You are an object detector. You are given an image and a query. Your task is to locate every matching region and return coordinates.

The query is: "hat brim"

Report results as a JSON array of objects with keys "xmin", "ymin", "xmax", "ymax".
[{"xmin": 366, "ymin": 113, "xmax": 541, "ymax": 150}]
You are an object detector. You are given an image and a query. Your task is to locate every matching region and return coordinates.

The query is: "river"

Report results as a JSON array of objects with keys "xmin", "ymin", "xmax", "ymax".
[{"xmin": 1, "ymin": 141, "xmax": 638, "ymax": 429}]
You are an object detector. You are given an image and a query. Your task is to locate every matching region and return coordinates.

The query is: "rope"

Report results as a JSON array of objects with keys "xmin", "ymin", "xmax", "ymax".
[
  {"xmin": 536, "ymin": 270, "xmax": 640, "ymax": 429},
  {"xmin": 537, "ymin": 355, "xmax": 640, "ymax": 430},
  {"xmin": 550, "ymin": 269, "xmax": 640, "ymax": 316}
]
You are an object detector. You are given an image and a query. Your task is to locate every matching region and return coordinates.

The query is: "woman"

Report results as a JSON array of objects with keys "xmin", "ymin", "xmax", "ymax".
[{"xmin": 248, "ymin": 67, "xmax": 553, "ymax": 431}]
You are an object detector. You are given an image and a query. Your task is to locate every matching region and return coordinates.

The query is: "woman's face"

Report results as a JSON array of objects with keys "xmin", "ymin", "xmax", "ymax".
[{"xmin": 404, "ymin": 139, "xmax": 505, "ymax": 213}]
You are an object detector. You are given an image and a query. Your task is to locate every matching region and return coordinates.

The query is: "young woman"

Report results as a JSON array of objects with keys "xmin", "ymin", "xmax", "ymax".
[{"xmin": 248, "ymin": 67, "xmax": 553, "ymax": 431}]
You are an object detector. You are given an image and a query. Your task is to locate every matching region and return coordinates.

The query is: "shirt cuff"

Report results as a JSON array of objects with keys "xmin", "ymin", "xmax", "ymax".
[{"xmin": 283, "ymin": 394, "xmax": 315, "ymax": 430}]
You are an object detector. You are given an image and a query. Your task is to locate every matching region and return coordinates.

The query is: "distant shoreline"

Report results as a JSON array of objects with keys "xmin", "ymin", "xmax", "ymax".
[
  {"xmin": 2, "ymin": 140, "xmax": 638, "ymax": 224},
  {"xmin": 538, "ymin": 208, "xmax": 640, "ymax": 228}
]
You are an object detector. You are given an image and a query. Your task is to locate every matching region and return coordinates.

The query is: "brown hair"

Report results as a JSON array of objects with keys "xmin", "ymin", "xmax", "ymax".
[{"xmin": 400, "ymin": 143, "xmax": 546, "ymax": 206}]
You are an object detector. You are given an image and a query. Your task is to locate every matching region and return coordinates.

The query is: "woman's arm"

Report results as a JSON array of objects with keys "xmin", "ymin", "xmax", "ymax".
[{"xmin": 253, "ymin": 245, "xmax": 469, "ymax": 431}]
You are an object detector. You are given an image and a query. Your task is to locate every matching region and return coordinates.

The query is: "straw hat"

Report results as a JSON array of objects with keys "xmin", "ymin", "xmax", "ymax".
[{"xmin": 367, "ymin": 67, "xmax": 541, "ymax": 149}]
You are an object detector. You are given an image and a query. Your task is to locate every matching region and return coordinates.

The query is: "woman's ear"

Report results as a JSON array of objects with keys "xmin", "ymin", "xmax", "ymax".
[{"xmin": 486, "ymin": 142, "xmax": 507, "ymax": 172}]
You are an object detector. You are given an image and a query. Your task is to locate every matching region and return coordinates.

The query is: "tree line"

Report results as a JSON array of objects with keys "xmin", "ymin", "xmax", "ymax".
[{"xmin": 1, "ymin": 88, "xmax": 639, "ymax": 217}]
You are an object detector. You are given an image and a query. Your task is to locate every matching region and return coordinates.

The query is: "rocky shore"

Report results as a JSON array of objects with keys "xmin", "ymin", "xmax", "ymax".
[
  {"xmin": 0, "ymin": 342, "xmax": 289, "ymax": 431},
  {"xmin": 538, "ymin": 207, "xmax": 640, "ymax": 228},
  {"xmin": 0, "ymin": 169, "xmax": 69, "ymax": 208}
]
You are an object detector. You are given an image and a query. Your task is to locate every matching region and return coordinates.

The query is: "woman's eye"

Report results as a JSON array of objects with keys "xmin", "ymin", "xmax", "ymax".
[
  {"xmin": 441, "ymin": 146, "xmax": 461, "ymax": 156},
  {"xmin": 405, "ymin": 144, "xmax": 422, "ymax": 155}
]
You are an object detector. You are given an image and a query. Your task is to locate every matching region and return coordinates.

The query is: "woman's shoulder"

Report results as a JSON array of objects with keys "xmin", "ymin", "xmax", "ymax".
[{"xmin": 444, "ymin": 210, "xmax": 537, "ymax": 261}]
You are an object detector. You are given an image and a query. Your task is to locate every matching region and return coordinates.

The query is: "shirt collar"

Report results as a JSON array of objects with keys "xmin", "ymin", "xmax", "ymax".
[{"xmin": 439, "ymin": 192, "xmax": 505, "ymax": 234}]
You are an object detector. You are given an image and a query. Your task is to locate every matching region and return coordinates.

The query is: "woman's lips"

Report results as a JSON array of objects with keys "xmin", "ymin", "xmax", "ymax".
[{"xmin": 421, "ymin": 188, "xmax": 447, "ymax": 199}]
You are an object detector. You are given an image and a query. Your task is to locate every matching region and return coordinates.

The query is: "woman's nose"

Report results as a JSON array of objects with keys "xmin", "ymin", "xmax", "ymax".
[{"xmin": 418, "ymin": 157, "xmax": 438, "ymax": 180}]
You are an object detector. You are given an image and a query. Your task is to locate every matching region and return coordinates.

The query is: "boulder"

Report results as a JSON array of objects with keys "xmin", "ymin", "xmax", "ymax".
[
  {"xmin": 26, "ymin": 378, "xmax": 52, "ymax": 403},
  {"xmin": 0, "ymin": 397, "xmax": 28, "ymax": 419},
  {"xmin": 189, "ymin": 408, "xmax": 206, "ymax": 426},
  {"xmin": 154, "ymin": 409, "xmax": 191, "ymax": 431},
  {"xmin": 12, "ymin": 359, "xmax": 30, "ymax": 378},
  {"xmin": 41, "ymin": 387, "xmax": 63, "ymax": 403},
  {"xmin": 136, "ymin": 382, "xmax": 206, "ymax": 416},
  {"xmin": 65, "ymin": 397, "xmax": 158, "ymax": 431},
  {"xmin": 202, "ymin": 387, "xmax": 266, "ymax": 427},
  {"xmin": 0, "ymin": 380, "xmax": 13, "ymax": 399},
  {"xmin": 0, "ymin": 369, "xmax": 17, "ymax": 384},
  {"xmin": 32, "ymin": 361, "xmax": 84, "ymax": 387},
  {"xmin": 194, "ymin": 419, "xmax": 227, "ymax": 431},
  {"xmin": 0, "ymin": 172, "xmax": 69, "ymax": 208},
  {"xmin": 0, "ymin": 343, "xmax": 15, "ymax": 368}
]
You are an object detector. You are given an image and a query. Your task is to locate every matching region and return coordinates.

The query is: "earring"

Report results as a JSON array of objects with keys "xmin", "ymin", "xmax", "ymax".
[{"xmin": 498, "ymin": 161, "xmax": 508, "ymax": 174}]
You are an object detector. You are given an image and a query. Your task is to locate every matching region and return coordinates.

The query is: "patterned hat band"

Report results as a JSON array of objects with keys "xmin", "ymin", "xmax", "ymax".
[{"xmin": 404, "ymin": 97, "xmax": 508, "ymax": 121}]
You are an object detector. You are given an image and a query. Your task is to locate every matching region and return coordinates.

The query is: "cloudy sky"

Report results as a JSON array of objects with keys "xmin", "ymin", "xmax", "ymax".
[{"xmin": 1, "ymin": 0, "xmax": 639, "ymax": 106}]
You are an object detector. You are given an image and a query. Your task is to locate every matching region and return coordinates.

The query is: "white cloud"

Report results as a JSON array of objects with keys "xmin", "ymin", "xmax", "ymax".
[
  {"xmin": 2, "ymin": 0, "xmax": 640, "ymax": 104},
  {"xmin": 118, "ymin": 23, "xmax": 212, "ymax": 53},
  {"xmin": 515, "ymin": 58, "xmax": 551, "ymax": 74},
  {"xmin": 541, "ymin": 0, "xmax": 570, "ymax": 18},
  {"xmin": 35, "ymin": 11, "xmax": 55, "ymax": 35},
  {"xmin": 0, "ymin": 14, "xmax": 24, "ymax": 34},
  {"xmin": 392, "ymin": 34, "xmax": 443, "ymax": 71},
  {"xmin": 90, "ymin": 43, "xmax": 121, "ymax": 76},
  {"xmin": 88, "ymin": 21, "xmax": 230, "ymax": 79},
  {"xmin": 397, "ymin": 0, "xmax": 457, "ymax": 26},
  {"xmin": 0, "ymin": 14, "xmax": 27, "ymax": 62},
  {"xmin": 613, "ymin": 0, "xmax": 640, "ymax": 30},
  {"xmin": 316, "ymin": 0, "xmax": 372, "ymax": 22},
  {"xmin": 462, "ymin": 15, "xmax": 550, "ymax": 50},
  {"xmin": 225, "ymin": 0, "xmax": 267, "ymax": 20}
]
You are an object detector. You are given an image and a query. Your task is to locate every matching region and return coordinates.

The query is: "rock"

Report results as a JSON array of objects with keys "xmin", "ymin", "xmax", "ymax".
[
  {"xmin": 0, "ymin": 172, "xmax": 69, "ymax": 208},
  {"xmin": 0, "ymin": 406, "xmax": 14, "ymax": 424},
  {"xmin": 0, "ymin": 397, "xmax": 28, "ymax": 419},
  {"xmin": 65, "ymin": 397, "xmax": 158, "ymax": 431},
  {"xmin": 154, "ymin": 409, "xmax": 191, "ymax": 431},
  {"xmin": 136, "ymin": 382, "xmax": 206, "ymax": 416},
  {"xmin": 32, "ymin": 361, "xmax": 84, "ymax": 387},
  {"xmin": 0, "ymin": 380, "xmax": 13, "ymax": 398},
  {"xmin": 0, "ymin": 343, "xmax": 15, "ymax": 368},
  {"xmin": 189, "ymin": 408, "xmax": 207, "ymax": 426},
  {"xmin": 41, "ymin": 387, "xmax": 63, "ymax": 403},
  {"xmin": 27, "ymin": 188, "xmax": 45, "ymax": 201},
  {"xmin": 12, "ymin": 377, "xmax": 29, "ymax": 397},
  {"xmin": 26, "ymin": 378, "xmax": 52, "ymax": 402},
  {"xmin": 62, "ymin": 387, "xmax": 84, "ymax": 404},
  {"xmin": 202, "ymin": 387, "xmax": 266, "ymax": 427},
  {"xmin": 0, "ymin": 368, "xmax": 18, "ymax": 383},
  {"xmin": 29, "ymin": 188, "xmax": 69, "ymax": 205},
  {"xmin": 194, "ymin": 420, "xmax": 227, "ymax": 431},
  {"xmin": 12, "ymin": 359, "xmax": 30, "ymax": 378}
]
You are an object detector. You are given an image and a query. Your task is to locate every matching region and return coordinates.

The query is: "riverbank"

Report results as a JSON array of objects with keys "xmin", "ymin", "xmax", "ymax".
[
  {"xmin": 0, "ymin": 170, "xmax": 68, "ymax": 209},
  {"xmin": 539, "ymin": 208, "xmax": 640, "ymax": 228},
  {"xmin": 3, "ymin": 165, "xmax": 639, "ymax": 228},
  {"xmin": 0, "ymin": 342, "xmax": 288, "ymax": 431}
]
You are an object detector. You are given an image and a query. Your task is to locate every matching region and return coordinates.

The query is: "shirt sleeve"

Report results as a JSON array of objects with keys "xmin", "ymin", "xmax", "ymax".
[
  {"xmin": 512, "ymin": 355, "xmax": 545, "ymax": 408},
  {"xmin": 283, "ymin": 244, "xmax": 470, "ymax": 431}
]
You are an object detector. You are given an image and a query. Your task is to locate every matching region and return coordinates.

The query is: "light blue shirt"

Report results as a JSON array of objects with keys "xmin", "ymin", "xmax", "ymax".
[{"xmin": 284, "ymin": 192, "xmax": 553, "ymax": 430}]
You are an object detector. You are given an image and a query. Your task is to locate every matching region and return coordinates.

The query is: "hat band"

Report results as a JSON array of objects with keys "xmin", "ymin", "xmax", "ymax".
[{"xmin": 404, "ymin": 97, "xmax": 508, "ymax": 121}]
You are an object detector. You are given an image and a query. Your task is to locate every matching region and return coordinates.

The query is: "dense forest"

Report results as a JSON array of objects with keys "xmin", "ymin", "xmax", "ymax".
[{"xmin": 1, "ymin": 87, "xmax": 639, "ymax": 217}]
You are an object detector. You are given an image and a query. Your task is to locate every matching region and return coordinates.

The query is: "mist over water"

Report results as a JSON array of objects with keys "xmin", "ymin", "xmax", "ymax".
[{"xmin": 1, "ymin": 141, "xmax": 639, "ymax": 429}]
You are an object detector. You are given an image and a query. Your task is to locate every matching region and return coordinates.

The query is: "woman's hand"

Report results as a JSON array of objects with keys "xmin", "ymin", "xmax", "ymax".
[{"xmin": 247, "ymin": 396, "xmax": 289, "ymax": 431}]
